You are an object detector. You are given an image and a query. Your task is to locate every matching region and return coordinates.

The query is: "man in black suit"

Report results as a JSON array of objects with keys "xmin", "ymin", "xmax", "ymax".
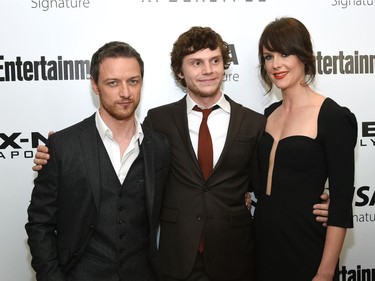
[{"xmin": 25, "ymin": 41, "xmax": 171, "ymax": 281}]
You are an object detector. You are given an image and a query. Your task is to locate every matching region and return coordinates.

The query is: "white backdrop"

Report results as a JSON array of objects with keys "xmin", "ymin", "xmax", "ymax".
[{"xmin": 0, "ymin": 0, "xmax": 374, "ymax": 280}]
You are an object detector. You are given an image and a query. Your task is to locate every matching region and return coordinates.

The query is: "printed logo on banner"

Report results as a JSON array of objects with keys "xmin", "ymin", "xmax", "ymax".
[
  {"xmin": 224, "ymin": 44, "xmax": 240, "ymax": 82},
  {"xmin": 354, "ymin": 185, "xmax": 375, "ymax": 223},
  {"xmin": 0, "ymin": 132, "xmax": 47, "ymax": 160},
  {"xmin": 359, "ymin": 121, "xmax": 375, "ymax": 147},
  {"xmin": 331, "ymin": 0, "xmax": 375, "ymax": 9},
  {"xmin": 0, "ymin": 55, "xmax": 90, "ymax": 82},
  {"xmin": 31, "ymin": 0, "xmax": 91, "ymax": 12},
  {"xmin": 340, "ymin": 265, "xmax": 375, "ymax": 281},
  {"xmin": 316, "ymin": 51, "xmax": 375, "ymax": 75}
]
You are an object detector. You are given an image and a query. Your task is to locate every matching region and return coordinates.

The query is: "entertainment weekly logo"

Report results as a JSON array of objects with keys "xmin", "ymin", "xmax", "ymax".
[
  {"xmin": 316, "ymin": 51, "xmax": 375, "ymax": 75},
  {"xmin": 340, "ymin": 265, "xmax": 375, "ymax": 281},
  {"xmin": 0, "ymin": 55, "xmax": 90, "ymax": 82}
]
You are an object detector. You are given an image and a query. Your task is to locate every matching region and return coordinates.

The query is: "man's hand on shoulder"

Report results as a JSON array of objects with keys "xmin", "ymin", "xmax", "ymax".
[
  {"xmin": 32, "ymin": 145, "xmax": 50, "ymax": 171},
  {"xmin": 32, "ymin": 131, "xmax": 54, "ymax": 171}
]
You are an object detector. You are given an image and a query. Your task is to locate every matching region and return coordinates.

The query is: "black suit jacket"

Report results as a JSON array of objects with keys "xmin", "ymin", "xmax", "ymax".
[
  {"xmin": 25, "ymin": 114, "xmax": 171, "ymax": 281},
  {"xmin": 143, "ymin": 95, "xmax": 266, "ymax": 280}
]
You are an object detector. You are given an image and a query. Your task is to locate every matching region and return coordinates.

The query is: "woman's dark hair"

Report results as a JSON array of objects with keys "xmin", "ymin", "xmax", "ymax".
[
  {"xmin": 90, "ymin": 41, "xmax": 144, "ymax": 84},
  {"xmin": 171, "ymin": 26, "xmax": 231, "ymax": 88},
  {"xmin": 258, "ymin": 17, "xmax": 316, "ymax": 93}
]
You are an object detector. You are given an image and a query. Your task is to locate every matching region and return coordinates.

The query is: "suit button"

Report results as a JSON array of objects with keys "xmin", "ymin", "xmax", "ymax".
[
  {"xmin": 203, "ymin": 186, "xmax": 208, "ymax": 192},
  {"xmin": 196, "ymin": 215, "xmax": 202, "ymax": 221}
]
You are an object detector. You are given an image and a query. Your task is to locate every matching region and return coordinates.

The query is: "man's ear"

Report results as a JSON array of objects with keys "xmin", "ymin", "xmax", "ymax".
[{"xmin": 91, "ymin": 77, "xmax": 99, "ymax": 95}]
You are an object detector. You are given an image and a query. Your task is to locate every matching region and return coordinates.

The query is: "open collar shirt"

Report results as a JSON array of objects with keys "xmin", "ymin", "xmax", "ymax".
[{"xmin": 95, "ymin": 110, "xmax": 144, "ymax": 184}]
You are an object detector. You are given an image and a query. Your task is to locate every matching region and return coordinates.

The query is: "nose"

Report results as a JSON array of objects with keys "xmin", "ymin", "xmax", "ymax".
[
  {"xmin": 272, "ymin": 55, "xmax": 281, "ymax": 69},
  {"xmin": 119, "ymin": 83, "xmax": 130, "ymax": 98},
  {"xmin": 202, "ymin": 61, "xmax": 213, "ymax": 74}
]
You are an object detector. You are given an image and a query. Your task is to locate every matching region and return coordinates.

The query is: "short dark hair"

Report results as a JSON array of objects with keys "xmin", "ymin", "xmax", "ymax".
[
  {"xmin": 171, "ymin": 26, "xmax": 231, "ymax": 88},
  {"xmin": 258, "ymin": 17, "xmax": 316, "ymax": 93},
  {"xmin": 90, "ymin": 41, "xmax": 144, "ymax": 84}
]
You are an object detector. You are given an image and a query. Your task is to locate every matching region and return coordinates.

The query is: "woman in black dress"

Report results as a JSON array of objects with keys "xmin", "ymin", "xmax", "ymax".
[{"xmin": 254, "ymin": 17, "xmax": 357, "ymax": 281}]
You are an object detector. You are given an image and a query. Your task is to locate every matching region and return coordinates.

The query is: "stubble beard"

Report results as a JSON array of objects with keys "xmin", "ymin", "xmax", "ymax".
[
  {"xmin": 101, "ymin": 98, "xmax": 139, "ymax": 121},
  {"xmin": 190, "ymin": 82, "xmax": 222, "ymax": 100}
]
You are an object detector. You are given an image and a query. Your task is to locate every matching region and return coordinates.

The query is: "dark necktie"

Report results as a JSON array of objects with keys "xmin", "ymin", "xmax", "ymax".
[
  {"xmin": 193, "ymin": 105, "xmax": 215, "ymax": 254},
  {"xmin": 193, "ymin": 105, "xmax": 214, "ymax": 180}
]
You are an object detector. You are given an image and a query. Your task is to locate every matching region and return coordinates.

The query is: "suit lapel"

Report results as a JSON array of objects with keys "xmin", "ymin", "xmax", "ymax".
[
  {"xmin": 214, "ymin": 95, "xmax": 245, "ymax": 170},
  {"xmin": 79, "ymin": 114, "xmax": 101, "ymax": 211},
  {"xmin": 171, "ymin": 97, "xmax": 201, "ymax": 172},
  {"xmin": 141, "ymin": 126, "xmax": 155, "ymax": 224}
]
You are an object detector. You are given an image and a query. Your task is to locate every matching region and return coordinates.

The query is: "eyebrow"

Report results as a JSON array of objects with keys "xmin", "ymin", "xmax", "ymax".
[{"xmin": 187, "ymin": 55, "xmax": 222, "ymax": 62}]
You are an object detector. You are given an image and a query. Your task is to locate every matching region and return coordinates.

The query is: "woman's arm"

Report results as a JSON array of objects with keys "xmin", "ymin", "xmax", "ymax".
[{"xmin": 313, "ymin": 226, "xmax": 347, "ymax": 281}]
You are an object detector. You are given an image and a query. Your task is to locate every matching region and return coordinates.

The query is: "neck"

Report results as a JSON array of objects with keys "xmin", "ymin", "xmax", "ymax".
[
  {"xmin": 99, "ymin": 110, "xmax": 136, "ymax": 142},
  {"xmin": 280, "ymin": 84, "xmax": 314, "ymax": 111}
]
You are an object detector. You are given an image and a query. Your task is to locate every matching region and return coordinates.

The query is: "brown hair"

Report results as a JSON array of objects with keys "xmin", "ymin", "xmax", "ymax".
[
  {"xmin": 258, "ymin": 17, "xmax": 316, "ymax": 93},
  {"xmin": 90, "ymin": 41, "xmax": 144, "ymax": 84},
  {"xmin": 171, "ymin": 26, "xmax": 231, "ymax": 88}
]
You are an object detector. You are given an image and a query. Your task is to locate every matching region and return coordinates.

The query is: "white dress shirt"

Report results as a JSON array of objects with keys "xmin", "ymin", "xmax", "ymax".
[
  {"xmin": 186, "ymin": 93, "xmax": 231, "ymax": 168},
  {"xmin": 95, "ymin": 110, "xmax": 144, "ymax": 184}
]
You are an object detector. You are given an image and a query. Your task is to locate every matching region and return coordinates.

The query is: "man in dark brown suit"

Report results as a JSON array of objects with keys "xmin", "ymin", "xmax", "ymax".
[{"xmin": 143, "ymin": 27, "xmax": 265, "ymax": 281}]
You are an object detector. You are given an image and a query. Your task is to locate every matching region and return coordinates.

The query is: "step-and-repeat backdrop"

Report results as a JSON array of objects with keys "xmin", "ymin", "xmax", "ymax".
[{"xmin": 1, "ymin": 0, "xmax": 374, "ymax": 280}]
